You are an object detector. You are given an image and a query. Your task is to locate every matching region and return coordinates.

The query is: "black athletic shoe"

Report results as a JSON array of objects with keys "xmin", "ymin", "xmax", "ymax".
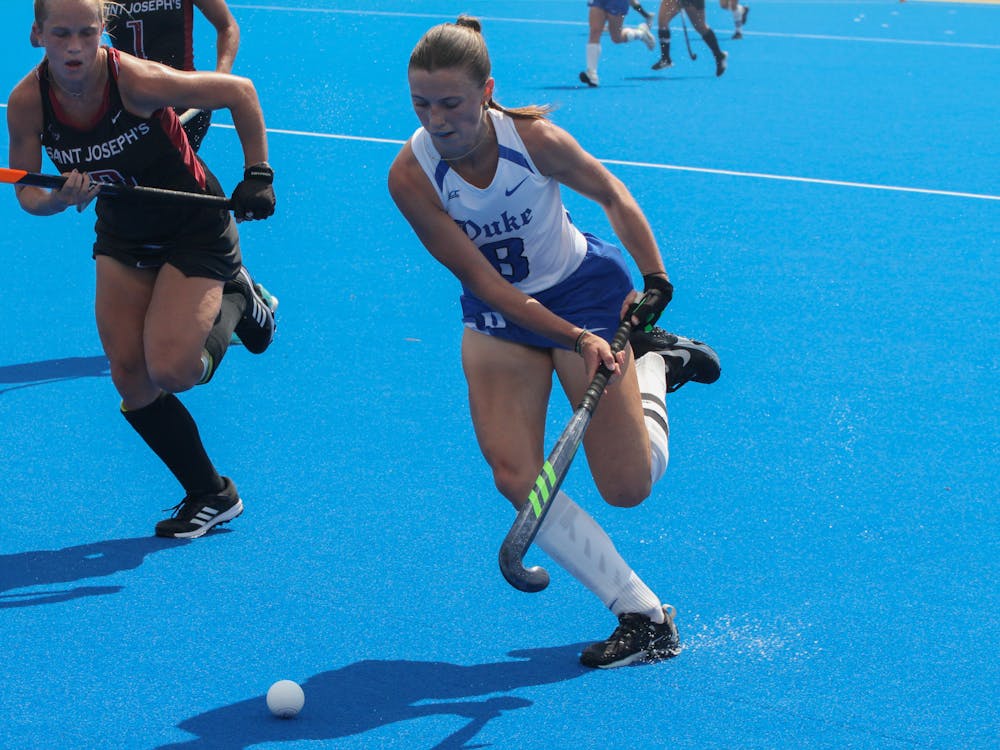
[
  {"xmin": 732, "ymin": 29, "xmax": 743, "ymax": 40},
  {"xmin": 630, "ymin": 327, "xmax": 721, "ymax": 392},
  {"xmin": 716, "ymin": 51, "xmax": 728, "ymax": 77},
  {"xmin": 155, "ymin": 477, "xmax": 244, "ymax": 539},
  {"xmin": 579, "ymin": 70, "xmax": 599, "ymax": 87},
  {"xmin": 580, "ymin": 605, "xmax": 681, "ymax": 669},
  {"xmin": 225, "ymin": 266, "xmax": 277, "ymax": 354},
  {"xmin": 651, "ymin": 56, "xmax": 673, "ymax": 70}
]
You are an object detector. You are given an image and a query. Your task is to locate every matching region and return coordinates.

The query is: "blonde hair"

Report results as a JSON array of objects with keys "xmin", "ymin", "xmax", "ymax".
[
  {"xmin": 34, "ymin": 0, "xmax": 113, "ymax": 27},
  {"xmin": 409, "ymin": 15, "xmax": 552, "ymax": 120}
]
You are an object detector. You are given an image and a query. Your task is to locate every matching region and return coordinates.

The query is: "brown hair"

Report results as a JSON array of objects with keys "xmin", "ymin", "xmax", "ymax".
[{"xmin": 408, "ymin": 15, "xmax": 551, "ymax": 120}]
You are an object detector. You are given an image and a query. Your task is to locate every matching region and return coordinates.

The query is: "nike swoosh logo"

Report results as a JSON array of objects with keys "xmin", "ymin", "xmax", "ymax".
[
  {"xmin": 111, "ymin": 110, "xmax": 122, "ymax": 124},
  {"xmin": 135, "ymin": 260, "xmax": 161, "ymax": 269},
  {"xmin": 505, "ymin": 177, "xmax": 529, "ymax": 196},
  {"xmin": 672, "ymin": 350, "xmax": 691, "ymax": 367}
]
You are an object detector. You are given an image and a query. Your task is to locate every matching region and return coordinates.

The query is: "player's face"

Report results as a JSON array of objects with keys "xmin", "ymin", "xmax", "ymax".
[
  {"xmin": 408, "ymin": 67, "xmax": 493, "ymax": 159},
  {"xmin": 36, "ymin": 0, "xmax": 104, "ymax": 79}
]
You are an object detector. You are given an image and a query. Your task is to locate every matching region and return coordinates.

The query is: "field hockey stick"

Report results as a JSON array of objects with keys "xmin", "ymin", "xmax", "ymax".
[
  {"xmin": 0, "ymin": 167, "xmax": 232, "ymax": 208},
  {"xmin": 177, "ymin": 108, "xmax": 203, "ymax": 125},
  {"xmin": 498, "ymin": 301, "xmax": 649, "ymax": 593},
  {"xmin": 679, "ymin": 11, "xmax": 697, "ymax": 60}
]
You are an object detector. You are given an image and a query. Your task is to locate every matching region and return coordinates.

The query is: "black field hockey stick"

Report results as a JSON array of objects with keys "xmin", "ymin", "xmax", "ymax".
[
  {"xmin": 0, "ymin": 167, "xmax": 233, "ymax": 209},
  {"xmin": 679, "ymin": 11, "xmax": 697, "ymax": 60},
  {"xmin": 498, "ymin": 298, "xmax": 653, "ymax": 593}
]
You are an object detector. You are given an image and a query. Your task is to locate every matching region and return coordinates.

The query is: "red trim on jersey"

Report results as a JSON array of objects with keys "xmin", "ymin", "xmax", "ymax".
[
  {"xmin": 41, "ymin": 58, "xmax": 111, "ymax": 131},
  {"xmin": 156, "ymin": 107, "xmax": 208, "ymax": 190},
  {"xmin": 106, "ymin": 48, "xmax": 207, "ymax": 190}
]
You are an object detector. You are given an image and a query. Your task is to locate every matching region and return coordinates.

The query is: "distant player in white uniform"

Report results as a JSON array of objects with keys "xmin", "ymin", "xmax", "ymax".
[{"xmin": 389, "ymin": 16, "xmax": 722, "ymax": 668}]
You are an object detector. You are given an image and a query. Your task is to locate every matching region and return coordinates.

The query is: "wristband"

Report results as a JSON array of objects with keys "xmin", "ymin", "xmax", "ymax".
[
  {"xmin": 243, "ymin": 162, "xmax": 273, "ymax": 184},
  {"xmin": 573, "ymin": 329, "xmax": 589, "ymax": 355}
]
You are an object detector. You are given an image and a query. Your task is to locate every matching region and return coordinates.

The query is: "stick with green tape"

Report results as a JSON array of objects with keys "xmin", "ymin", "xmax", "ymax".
[{"xmin": 498, "ymin": 303, "xmax": 643, "ymax": 592}]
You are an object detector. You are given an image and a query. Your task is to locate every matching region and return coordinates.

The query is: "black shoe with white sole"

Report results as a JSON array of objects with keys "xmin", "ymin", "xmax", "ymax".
[
  {"xmin": 580, "ymin": 605, "xmax": 681, "ymax": 669},
  {"xmin": 155, "ymin": 477, "xmax": 243, "ymax": 539},
  {"xmin": 630, "ymin": 327, "xmax": 721, "ymax": 392}
]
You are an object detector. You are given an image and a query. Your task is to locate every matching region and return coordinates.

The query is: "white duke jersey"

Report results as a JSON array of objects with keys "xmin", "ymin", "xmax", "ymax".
[{"xmin": 411, "ymin": 109, "xmax": 588, "ymax": 295}]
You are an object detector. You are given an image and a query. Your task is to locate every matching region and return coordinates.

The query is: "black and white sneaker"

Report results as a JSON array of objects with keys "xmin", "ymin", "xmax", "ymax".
[
  {"xmin": 715, "ymin": 51, "xmax": 728, "ymax": 77},
  {"xmin": 631, "ymin": 327, "xmax": 721, "ymax": 392},
  {"xmin": 580, "ymin": 605, "xmax": 681, "ymax": 669},
  {"xmin": 225, "ymin": 266, "xmax": 277, "ymax": 354},
  {"xmin": 155, "ymin": 477, "xmax": 244, "ymax": 539},
  {"xmin": 651, "ymin": 56, "xmax": 673, "ymax": 70}
]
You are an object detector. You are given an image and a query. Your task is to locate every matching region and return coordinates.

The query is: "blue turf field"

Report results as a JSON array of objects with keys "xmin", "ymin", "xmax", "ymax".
[{"xmin": 1, "ymin": 1, "xmax": 998, "ymax": 748}]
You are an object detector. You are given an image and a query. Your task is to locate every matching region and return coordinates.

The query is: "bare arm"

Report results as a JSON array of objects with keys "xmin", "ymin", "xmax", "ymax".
[
  {"xmin": 6, "ymin": 74, "xmax": 98, "ymax": 215},
  {"xmin": 116, "ymin": 53, "xmax": 266, "ymax": 166},
  {"xmin": 194, "ymin": 0, "xmax": 241, "ymax": 73},
  {"xmin": 388, "ymin": 142, "xmax": 591, "ymax": 352},
  {"xmin": 520, "ymin": 118, "xmax": 667, "ymax": 281}
]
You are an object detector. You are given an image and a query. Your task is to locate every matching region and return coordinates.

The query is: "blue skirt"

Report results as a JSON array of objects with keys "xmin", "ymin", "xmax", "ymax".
[{"xmin": 460, "ymin": 233, "xmax": 634, "ymax": 350}]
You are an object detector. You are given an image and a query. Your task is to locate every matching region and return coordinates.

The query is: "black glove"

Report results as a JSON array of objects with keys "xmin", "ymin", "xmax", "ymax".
[
  {"xmin": 627, "ymin": 273, "xmax": 674, "ymax": 331},
  {"xmin": 231, "ymin": 162, "xmax": 275, "ymax": 220}
]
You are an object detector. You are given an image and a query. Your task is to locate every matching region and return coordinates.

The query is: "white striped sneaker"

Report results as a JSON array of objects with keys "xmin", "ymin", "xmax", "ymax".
[
  {"xmin": 226, "ymin": 266, "xmax": 277, "ymax": 354},
  {"xmin": 155, "ymin": 477, "xmax": 244, "ymax": 539}
]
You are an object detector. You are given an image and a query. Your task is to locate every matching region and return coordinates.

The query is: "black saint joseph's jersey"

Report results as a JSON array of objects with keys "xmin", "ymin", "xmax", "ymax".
[
  {"xmin": 39, "ymin": 47, "xmax": 227, "ymax": 243},
  {"xmin": 105, "ymin": 0, "xmax": 195, "ymax": 70}
]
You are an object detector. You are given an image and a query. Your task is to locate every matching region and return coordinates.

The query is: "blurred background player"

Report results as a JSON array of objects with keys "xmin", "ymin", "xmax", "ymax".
[
  {"xmin": 580, "ymin": 0, "xmax": 656, "ymax": 87},
  {"xmin": 721, "ymin": 0, "xmax": 749, "ymax": 39},
  {"xmin": 104, "ymin": 0, "xmax": 274, "ymax": 348},
  {"xmin": 630, "ymin": 0, "xmax": 656, "ymax": 25},
  {"xmin": 651, "ymin": 0, "xmax": 728, "ymax": 76},
  {"xmin": 105, "ymin": 0, "xmax": 240, "ymax": 151}
]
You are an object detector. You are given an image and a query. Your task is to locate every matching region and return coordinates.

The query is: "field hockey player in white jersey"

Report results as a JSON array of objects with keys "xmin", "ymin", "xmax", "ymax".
[{"xmin": 388, "ymin": 16, "xmax": 721, "ymax": 668}]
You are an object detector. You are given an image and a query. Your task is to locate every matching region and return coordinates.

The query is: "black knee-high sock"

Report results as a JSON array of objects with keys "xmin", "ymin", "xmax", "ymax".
[
  {"xmin": 122, "ymin": 393, "xmax": 224, "ymax": 496},
  {"xmin": 200, "ymin": 292, "xmax": 245, "ymax": 385},
  {"xmin": 701, "ymin": 28, "xmax": 724, "ymax": 59},
  {"xmin": 658, "ymin": 27, "xmax": 672, "ymax": 59}
]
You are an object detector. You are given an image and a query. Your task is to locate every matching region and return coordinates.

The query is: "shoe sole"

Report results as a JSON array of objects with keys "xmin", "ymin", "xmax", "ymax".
[{"xmin": 155, "ymin": 499, "xmax": 244, "ymax": 539}]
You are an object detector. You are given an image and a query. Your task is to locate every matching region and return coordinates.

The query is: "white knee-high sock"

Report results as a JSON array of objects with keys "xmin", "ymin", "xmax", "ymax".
[
  {"xmin": 635, "ymin": 353, "xmax": 669, "ymax": 485},
  {"xmin": 587, "ymin": 42, "xmax": 601, "ymax": 73},
  {"xmin": 586, "ymin": 42, "xmax": 601, "ymax": 73},
  {"xmin": 535, "ymin": 491, "xmax": 664, "ymax": 622}
]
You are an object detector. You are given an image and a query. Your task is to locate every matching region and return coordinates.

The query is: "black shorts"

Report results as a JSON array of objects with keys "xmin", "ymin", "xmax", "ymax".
[
  {"xmin": 93, "ymin": 218, "xmax": 241, "ymax": 281},
  {"xmin": 680, "ymin": 0, "xmax": 705, "ymax": 9},
  {"xmin": 91, "ymin": 160, "xmax": 241, "ymax": 281}
]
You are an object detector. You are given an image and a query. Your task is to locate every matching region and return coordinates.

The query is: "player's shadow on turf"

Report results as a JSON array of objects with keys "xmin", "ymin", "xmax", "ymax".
[
  {"xmin": 156, "ymin": 644, "xmax": 590, "ymax": 750},
  {"xmin": 0, "ymin": 355, "xmax": 110, "ymax": 396},
  {"xmin": 625, "ymin": 74, "xmax": 706, "ymax": 82},
  {"xmin": 0, "ymin": 535, "xmax": 190, "ymax": 608}
]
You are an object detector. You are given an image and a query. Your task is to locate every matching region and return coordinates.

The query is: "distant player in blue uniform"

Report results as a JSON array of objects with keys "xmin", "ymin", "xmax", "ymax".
[
  {"xmin": 104, "ymin": 0, "xmax": 240, "ymax": 151},
  {"xmin": 9, "ymin": 0, "xmax": 276, "ymax": 539},
  {"xmin": 389, "ymin": 16, "xmax": 721, "ymax": 669},
  {"xmin": 580, "ymin": 0, "xmax": 656, "ymax": 87},
  {"xmin": 721, "ymin": 0, "xmax": 749, "ymax": 39}
]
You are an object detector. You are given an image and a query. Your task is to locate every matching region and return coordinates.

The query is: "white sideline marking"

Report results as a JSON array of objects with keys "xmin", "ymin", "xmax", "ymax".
[{"xmin": 212, "ymin": 123, "xmax": 1000, "ymax": 202}]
